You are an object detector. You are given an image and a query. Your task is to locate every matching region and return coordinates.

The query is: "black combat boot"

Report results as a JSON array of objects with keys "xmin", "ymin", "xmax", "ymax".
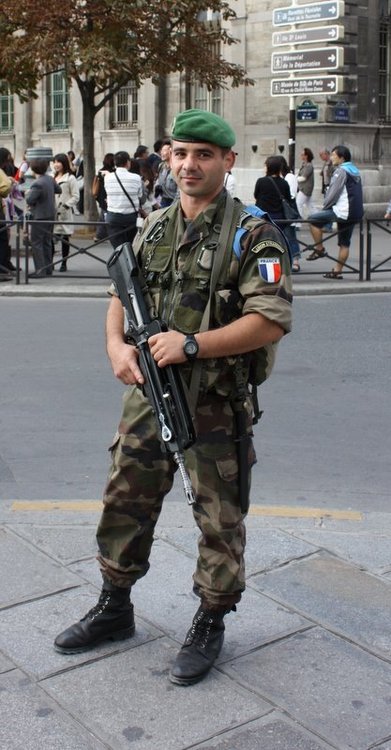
[
  {"xmin": 169, "ymin": 605, "xmax": 227, "ymax": 686},
  {"xmin": 54, "ymin": 583, "xmax": 135, "ymax": 654}
]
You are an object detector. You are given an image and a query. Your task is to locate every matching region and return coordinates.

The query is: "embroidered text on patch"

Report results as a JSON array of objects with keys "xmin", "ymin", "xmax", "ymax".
[
  {"xmin": 258, "ymin": 257, "xmax": 282, "ymax": 283},
  {"xmin": 251, "ymin": 240, "xmax": 284, "ymax": 254}
]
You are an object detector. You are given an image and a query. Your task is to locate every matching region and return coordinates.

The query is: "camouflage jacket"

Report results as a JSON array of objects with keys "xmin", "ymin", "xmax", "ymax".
[{"xmin": 129, "ymin": 190, "xmax": 292, "ymax": 397}]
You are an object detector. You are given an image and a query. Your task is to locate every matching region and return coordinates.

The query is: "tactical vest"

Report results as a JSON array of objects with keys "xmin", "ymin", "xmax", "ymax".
[{"xmin": 133, "ymin": 199, "xmax": 281, "ymax": 398}]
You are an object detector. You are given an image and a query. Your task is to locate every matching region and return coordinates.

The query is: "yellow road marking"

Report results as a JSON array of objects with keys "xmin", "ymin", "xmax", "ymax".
[
  {"xmin": 11, "ymin": 500, "xmax": 362, "ymax": 520},
  {"xmin": 250, "ymin": 505, "xmax": 362, "ymax": 521},
  {"xmin": 12, "ymin": 501, "xmax": 102, "ymax": 512}
]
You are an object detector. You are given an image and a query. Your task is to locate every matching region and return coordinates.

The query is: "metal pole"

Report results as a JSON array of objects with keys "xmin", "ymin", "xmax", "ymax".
[{"xmin": 288, "ymin": 95, "xmax": 296, "ymax": 172}]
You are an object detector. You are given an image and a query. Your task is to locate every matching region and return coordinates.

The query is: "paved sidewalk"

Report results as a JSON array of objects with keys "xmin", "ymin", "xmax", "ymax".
[
  {"xmin": 1, "ymin": 223, "xmax": 391, "ymax": 297},
  {"xmin": 1, "ymin": 495, "xmax": 391, "ymax": 750}
]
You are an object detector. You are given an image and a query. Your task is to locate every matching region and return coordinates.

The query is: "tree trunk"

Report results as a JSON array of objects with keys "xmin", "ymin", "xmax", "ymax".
[{"xmin": 78, "ymin": 79, "xmax": 98, "ymax": 224}]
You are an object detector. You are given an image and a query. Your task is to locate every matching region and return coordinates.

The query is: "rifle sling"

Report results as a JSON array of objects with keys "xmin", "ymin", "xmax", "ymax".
[{"xmin": 188, "ymin": 193, "xmax": 241, "ymax": 413}]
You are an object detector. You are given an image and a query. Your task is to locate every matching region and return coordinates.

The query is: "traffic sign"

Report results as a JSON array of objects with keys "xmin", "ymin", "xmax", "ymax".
[
  {"xmin": 272, "ymin": 24, "xmax": 344, "ymax": 47},
  {"xmin": 273, "ymin": 1, "xmax": 344, "ymax": 27},
  {"xmin": 271, "ymin": 76, "xmax": 342, "ymax": 96},
  {"xmin": 272, "ymin": 46, "xmax": 343, "ymax": 73}
]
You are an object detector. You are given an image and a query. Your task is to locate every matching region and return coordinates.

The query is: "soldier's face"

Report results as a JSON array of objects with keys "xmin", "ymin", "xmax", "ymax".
[{"xmin": 170, "ymin": 141, "xmax": 234, "ymax": 200}]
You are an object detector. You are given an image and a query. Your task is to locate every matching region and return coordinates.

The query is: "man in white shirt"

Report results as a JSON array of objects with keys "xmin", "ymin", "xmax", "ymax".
[{"xmin": 104, "ymin": 151, "xmax": 144, "ymax": 248}]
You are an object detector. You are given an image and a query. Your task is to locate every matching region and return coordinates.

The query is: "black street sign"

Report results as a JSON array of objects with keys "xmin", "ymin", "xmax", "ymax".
[
  {"xmin": 273, "ymin": 1, "xmax": 344, "ymax": 27},
  {"xmin": 271, "ymin": 46, "xmax": 343, "ymax": 73},
  {"xmin": 271, "ymin": 76, "xmax": 342, "ymax": 96},
  {"xmin": 272, "ymin": 24, "xmax": 344, "ymax": 47}
]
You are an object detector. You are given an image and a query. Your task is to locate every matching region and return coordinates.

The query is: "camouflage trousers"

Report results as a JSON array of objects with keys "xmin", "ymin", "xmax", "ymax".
[{"xmin": 96, "ymin": 385, "xmax": 256, "ymax": 609}]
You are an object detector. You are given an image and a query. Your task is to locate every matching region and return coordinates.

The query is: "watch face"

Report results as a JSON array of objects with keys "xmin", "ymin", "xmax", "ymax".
[
  {"xmin": 185, "ymin": 340, "xmax": 198, "ymax": 356},
  {"xmin": 184, "ymin": 336, "xmax": 198, "ymax": 358}
]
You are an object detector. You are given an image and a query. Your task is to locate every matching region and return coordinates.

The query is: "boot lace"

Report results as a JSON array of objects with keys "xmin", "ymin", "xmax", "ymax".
[
  {"xmin": 81, "ymin": 592, "xmax": 111, "ymax": 623},
  {"xmin": 185, "ymin": 610, "xmax": 219, "ymax": 650}
]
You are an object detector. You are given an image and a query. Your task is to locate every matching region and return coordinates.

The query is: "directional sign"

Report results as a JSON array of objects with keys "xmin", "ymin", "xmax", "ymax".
[
  {"xmin": 272, "ymin": 46, "xmax": 343, "ymax": 73},
  {"xmin": 271, "ymin": 76, "xmax": 342, "ymax": 96},
  {"xmin": 273, "ymin": 1, "xmax": 344, "ymax": 27},
  {"xmin": 272, "ymin": 24, "xmax": 344, "ymax": 47}
]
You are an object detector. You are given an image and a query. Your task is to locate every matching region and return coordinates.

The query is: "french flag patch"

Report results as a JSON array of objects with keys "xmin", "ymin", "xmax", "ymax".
[{"xmin": 258, "ymin": 257, "xmax": 282, "ymax": 283}]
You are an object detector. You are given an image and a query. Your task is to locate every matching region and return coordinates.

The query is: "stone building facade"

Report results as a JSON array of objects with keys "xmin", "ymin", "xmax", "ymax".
[{"xmin": 1, "ymin": 0, "xmax": 391, "ymax": 189}]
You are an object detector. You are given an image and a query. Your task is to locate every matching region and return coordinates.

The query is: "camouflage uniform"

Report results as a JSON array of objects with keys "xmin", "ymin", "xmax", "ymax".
[{"xmin": 97, "ymin": 191, "xmax": 292, "ymax": 609}]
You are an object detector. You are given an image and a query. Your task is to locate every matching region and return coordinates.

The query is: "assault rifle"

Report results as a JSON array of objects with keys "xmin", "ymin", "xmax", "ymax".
[{"xmin": 107, "ymin": 243, "xmax": 196, "ymax": 505}]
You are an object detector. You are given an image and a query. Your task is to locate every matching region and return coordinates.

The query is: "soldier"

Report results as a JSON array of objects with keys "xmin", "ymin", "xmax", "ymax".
[{"xmin": 54, "ymin": 109, "xmax": 293, "ymax": 686}]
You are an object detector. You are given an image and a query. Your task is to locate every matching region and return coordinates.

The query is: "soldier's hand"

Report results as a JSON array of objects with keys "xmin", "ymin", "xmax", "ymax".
[
  {"xmin": 148, "ymin": 330, "xmax": 187, "ymax": 367},
  {"xmin": 109, "ymin": 341, "xmax": 144, "ymax": 385}
]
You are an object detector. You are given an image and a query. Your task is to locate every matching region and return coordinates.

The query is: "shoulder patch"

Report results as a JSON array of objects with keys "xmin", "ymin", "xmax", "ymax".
[
  {"xmin": 258, "ymin": 257, "xmax": 282, "ymax": 284},
  {"xmin": 251, "ymin": 239, "xmax": 285, "ymax": 255}
]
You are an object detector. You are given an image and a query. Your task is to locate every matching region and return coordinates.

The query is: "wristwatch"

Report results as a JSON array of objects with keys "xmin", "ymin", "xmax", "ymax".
[{"xmin": 183, "ymin": 334, "xmax": 199, "ymax": 361}]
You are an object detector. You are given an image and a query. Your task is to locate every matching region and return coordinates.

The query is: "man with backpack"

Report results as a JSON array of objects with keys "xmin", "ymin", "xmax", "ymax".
[{"xmin": 54, "ymin": 109, "xmax": 292, "ymax": 686}]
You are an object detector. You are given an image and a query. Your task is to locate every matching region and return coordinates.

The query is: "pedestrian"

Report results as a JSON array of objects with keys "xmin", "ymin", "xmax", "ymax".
[
  {"xmin": 319, "ymin": 148, "xmax": 333, "ymax": 195},
  {"xmin": 147, "ymin": 139, "xmax": 163, "ymax": 176},
  {"xmin": 53, "ymin": 153, "xmax": 80, "ymax": 272},
  {"xmin": 54, "ymin": 108, "xmax": 292, "ymax": 687},
  {"xmin": 133, "ymin": 145, "xmax": 149, "ymax": 160},
  {"xmin": 296, "ymin": 147, "xmax": 315, "ymax": 220},
  {"xmin": 384, "ymin": 198, "xmax": 391, "ymax": 221},
  {"xmin": 92, "ymin": 152, "xmax": 115, "ymax": 242},
  {"xmin": 137, "ymin": 158, "xmax": 159, "ymax": 214},
  {"xmin": 279, "ymin": 156, "xmax": 301, "ymax": 272},
  {"xmin": 25, "ymin": 158, "xmax": 61, "ymax": 277},
  {"xmin": 0, "ymin": 147, "xmax": 14, "ymax": 281},
  {"xmin": 224, "ymin": 169, "xmax": 237, "ymax": 197},
  {"xmin": 104, "ymin": 150, "xmax": 144, "ymax": 248},
  {"xmin": 307, "ymin": 145, "xmax": 364, "ymax": 278},
  {"xmin": 253, "ymin": 154, "xmax": 292, "ymax": 232},
  {"xmin": 154, "ymin": 139, "xmax": 178, "ymax": 207}
]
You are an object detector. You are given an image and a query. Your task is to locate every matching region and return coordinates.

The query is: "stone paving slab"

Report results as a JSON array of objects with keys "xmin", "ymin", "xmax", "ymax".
[
  {"xmin": 159, "ymin": 526, "xmax": 319, "ymax": 576},
  {"xmin": 192, "ymin": 712, "xmax": 336, "ymax": 749},
  {"xmin": 13, "ymin": 523, "xmax": 98, "ymax": 564},
  {"xmin": 290, "ymin": 528, "xmax": 391, "ymax": 572},
  {"xmin": 251, "ymin": 551, "xmax": 391, "ymax": 658},
  {"xmin": 221, "ymin": 628, "xmax": 391, "ymax": 750},
  {"xmin": 0, "ymin": 669, "xmax": 108, "ymax": 750},
  {"xmin": 0, "ymin": 651, "xmax": 15, "ymax": 673},
  {"xmin": 68, "ymin": 539, "xmax": 312, "ymax": 659},
  {"xmin": 0, "ymin": 584, "xmax": 161, "ymax": 680},
  {"xmin": 0, "ymin": 527, "xmax": 81, "ymax": 607},
  {"xmin": 43, "ymin": 636, "xmax": 271, "ymax": 750}
]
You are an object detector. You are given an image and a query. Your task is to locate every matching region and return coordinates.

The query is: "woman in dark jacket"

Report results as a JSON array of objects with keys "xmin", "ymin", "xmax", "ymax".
[{"xmin": 254, "ymin": 155, "xmax": 292, "ymax": 228}]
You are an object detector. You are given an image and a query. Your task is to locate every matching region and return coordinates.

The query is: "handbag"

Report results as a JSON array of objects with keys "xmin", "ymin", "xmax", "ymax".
[{"xmin": 267, "ymin": 177, "xmax": 300, "ymax": 223}]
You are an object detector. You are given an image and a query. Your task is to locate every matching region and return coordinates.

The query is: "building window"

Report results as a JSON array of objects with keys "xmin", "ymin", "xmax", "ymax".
[
  {"xmin": 193, "ymin": 83, "xmax": 222, "ymax": 115},
  {"xmin": 110, "ymin": 83, "xmax": 138, "ymax": 129},
  {"xmin": 379, "ymin": 6, "xmax": 391, "ymax": 122},
  {"xmin": 0, "ymin": 86, "xmax": 14, "ymax": 132},
  {"xmin": 46, "ymin": 71, "xmax": 69, "ymax": 131},
  {"xmin": 191, "ymin": 39, "xmax": 222, "ymax": 115}
]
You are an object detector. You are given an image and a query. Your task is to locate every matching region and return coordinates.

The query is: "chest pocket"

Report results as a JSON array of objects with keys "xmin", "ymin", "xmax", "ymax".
[
  {"xmin": 171, "ymin": 242, "xmax": 217, "ymax": 334},
  {"xmin": 143, "ymin": 244, "xmax": 172, "ymax": 316}
]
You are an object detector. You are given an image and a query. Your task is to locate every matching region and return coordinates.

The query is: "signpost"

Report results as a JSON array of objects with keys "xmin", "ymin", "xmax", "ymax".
[
  {"xmin": 271, "ymin": 76, "xmax": 341, "ymax": 96},
  {"xmin": 272, "ymin": 24, "xmax": 344, "ymax": 47},
  {"xmin": 271, "ymin": 46, "xmax": 343, "ymax": 73},
  {"xmin": 271, "ymin": 0, "xmax": 346, "ymax": 171},
  {"xmin": 273, "ymin": 1, "xmax": 344, "ymax": 27}
]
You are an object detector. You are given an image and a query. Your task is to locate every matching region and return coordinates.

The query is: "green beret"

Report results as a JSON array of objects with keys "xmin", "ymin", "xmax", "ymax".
[{"xmin": 171, "ymin": 109, "xmax": 236, "ymax": 148}]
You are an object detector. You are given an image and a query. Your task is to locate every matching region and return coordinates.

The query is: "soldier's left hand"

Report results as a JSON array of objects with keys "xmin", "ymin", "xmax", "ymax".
[{"xmin": 148, "ymin": 330, "xmax": 187, "ymax": 367}]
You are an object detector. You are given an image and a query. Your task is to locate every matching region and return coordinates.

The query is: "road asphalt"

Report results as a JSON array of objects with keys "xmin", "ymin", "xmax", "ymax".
[{"xmin": 1, "ymin": 227, "xmax": 391, "ymax": 750}]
